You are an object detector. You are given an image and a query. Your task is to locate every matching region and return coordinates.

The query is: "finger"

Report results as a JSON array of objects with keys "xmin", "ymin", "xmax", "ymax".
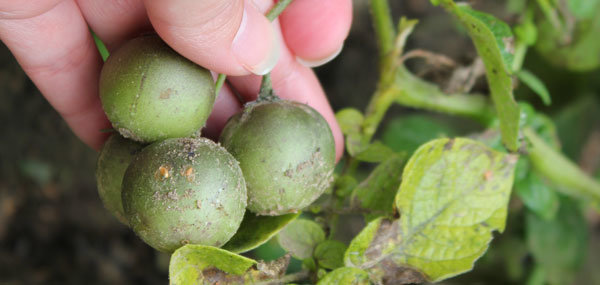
[
  {"xmin": 228, "ymin": 24, "xmax": 344, "ymax": 161},
  {"xmin": 279, "ymin": 0, "xmax": 352, "ymax": 67},
  {"xmin": 143, "ymin": 0, "xmax": 278, "ymax": 76},
  {"xmin": 203, "ymin": 77, "xmax": 242, "ymax": 141},
  {"xmin": 75, "ymin": 0, "xmax": 151, "ymax": 51},
  {"xmin": 0, "ymin": 0, "xmax": 110, "ymax": 150}
]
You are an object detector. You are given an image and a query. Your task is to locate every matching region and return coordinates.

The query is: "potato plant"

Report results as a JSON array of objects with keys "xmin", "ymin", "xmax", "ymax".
[{"xmin": 93, "ymin": 0, "xmax": 600, "ymax": 284}]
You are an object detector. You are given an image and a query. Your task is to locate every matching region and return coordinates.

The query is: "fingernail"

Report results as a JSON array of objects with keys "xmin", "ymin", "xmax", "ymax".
[
  {"xmin": 232, "ymin": 1, "xmax": 279, "ymax": 75},
  {"xmin": 296, "ymin": 44, "xmax": 344, "ymax": 68}
]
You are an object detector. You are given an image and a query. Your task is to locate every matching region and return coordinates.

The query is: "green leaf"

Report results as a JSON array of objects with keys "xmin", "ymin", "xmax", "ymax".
[
  {"xmin": 336, "ymin": 108, "xmax": 366, "ymax": 156},
  {"xmin": 382, "ymin": 115, "xmax": 456, "ymax": 155},
  {"xmin": 526, "ymin": 197, "xmax": 588, "ymax": 285},
  {"xmin": 317, "ymin": 267, "xmax": 371, "ymax": 285},
  {"xmin": 170, "ymin": 245, "xmax": 293, "ymax": 284},
  {"xmin": 524, "ymin": 128, "xmax": 600, "ymax": 204},
  {"xmin": 516, "ymin": 70, "xmax": 551, "ymax": 105},
  {"xmin": 222, "ymin": 211, "xmax": 300, "ymax": 253},
  {"xmin": 169, "ymin": 244, "xmax": 256, "ymax": 284},
  {"xmin": 314, "ymin": 240, "xmax": 347, "ymax": 270},
  {"xmin": 346, "ymin": 138, "xmax": 517, "ymax": 283},
  {"xmin": 568, "ymin": 0, "xmax": 600, "ymax": 20},
  {"xmin": 334, "ymin": 175, "xmax": 358, "ymax": 198},
  {"xmin": 355, "ymin": 141, "xmax": 398, "ymax": 163},
  {"xmin": 535, "ymin": 4, "xmax": 600, "ymax": 72},
  {"xmin": 513, "ymin": 16, "xmax": 538, "ymax": 46},
  {"xmin": 515, "ymin": 170, "xmax": 560, "ymax": 220},
  {"xmin": 442, "ymin": 3, "xmax": 521, "ymax": 151},
  {"xmin": 277, "ymin": 219, "xmax": 326, "ymax": 259},
  {"xmin": 350, "ymin": 154, "xmax": 405, "ymax": 222},
  {"xmin": 554, "ymin": 96, "xmax": 600, "ymax": 160},
  {"xmin": 519, "ymin": 103, "xmax": 560, "ymax": 149}
]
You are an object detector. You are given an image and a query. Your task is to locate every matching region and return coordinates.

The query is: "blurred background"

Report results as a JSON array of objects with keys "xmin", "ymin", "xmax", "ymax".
[{"xmin": 1, "ymin": 0, "xmax": 599, "ymax": 284}]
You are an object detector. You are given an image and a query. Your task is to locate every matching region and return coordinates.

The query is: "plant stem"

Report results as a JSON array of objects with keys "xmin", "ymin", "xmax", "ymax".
[
  {"xmin": 214, "ymin": 0, "xmax": 294, "ymax": 96},
  {"xmin": 214, "ymin": 73, "xmax": 227, "ymax": 98},
  {"xmin": 369, "ymin": 0, "xmax": 396, "ymax": 69},
  {"xmin": 266, "ymin": 0, "xmax": 293, "ymax": 21},
  {"xmin": 362, "ymin": 0, "xmax": 498, "ymax": 144},
  {"xmin": 524, "ymin": 128, "xmax": 600, "ymax": 203},
  {"xmin": 257, "ymin": 74, "xmax": 279, "ymax": 102}
]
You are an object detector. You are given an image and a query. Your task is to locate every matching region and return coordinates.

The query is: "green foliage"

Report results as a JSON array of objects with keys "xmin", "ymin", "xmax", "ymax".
[
  {"xmin": 382, "ymin": 115, "xmax": 456, "ymax": 155},
  {"xmin": 567, "ymin": 0, "xmax": 600, "ymax": 20},
  {"xmin": 314, "ymin": 240, "xmax": 347, "ymax": 270},
  {"xmin": 525, "ymin": 128, "xmax": 600, "ymax": 203},
  {"xmin": 435, "ymin": 1, "xmax": 520, "ymax": 151},
  {"xmin": 526, "ymin": 198, "xmax": 589, "ymax": 284},
  {"xmin": 111, "ymin": 1, "xmax": 600, "ymax": 283},
  {"xmin": 345, "ymin": 138, "xmax": 517, "ymax": 283},
  {"xmin": 222, "ymin": 212, "xmax": 300, "ymax": 253},
  {"xmin": 516, "ymin": 70, "xmax": 551, "ymax": 105},
  {"xmin": 350, "ymin": 154, "xmax": 405, "ymax": 221},
  {"xmin": 169, "ymin": 244, "xmax": 256, "ymax": 284},
  {"xmin": 554, "ymin": 96, "xmax": 600, "ymax": 160},
  {"xmin": 354, "ymin": 141, "xmax": 398, "ymax": 163},
  {"xmin": 535, "ymin": 1, "xmax": 600, "ymax": 71},
  {"xmin": 336, "ymin": 108, "xmax": 367, "ymax": 156},
  {"xmin": 515, "ymin": 170, "xmax": 560, "ymax": 220},
  {"xmin": 317, "ymin": 267, "xmax": 371, "ymax": 285},
  {"xmin": 277, "ymin": 219, "xmax": 326, "ymax": 260}
]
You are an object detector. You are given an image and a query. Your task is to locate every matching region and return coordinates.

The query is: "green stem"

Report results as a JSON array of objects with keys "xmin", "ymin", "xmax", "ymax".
[
  {"xmin": 266, "ymin": 0, "xmax": 293, "ymax": 21},
  {"xmin": 214, "ymin": 0, "xmax": 294, "ymax": 96},
  {"xmin": 214, "ymin": 73, "xmax": 227, "ymax": 98},
  {"xmin": 524, "ymin": 128, "xmax": 600, "ymax": 203},
  {"xmin": 257, "ymin": 73, "xmax": 279, "ymax": 102},
  {"xmin": 362, "ymin": 65, "xmax": 495, "ymax": 142},
  {"xmin": 511, "ymin": 42, "xmax": 528, "ymax": 72},
  {"xmin": 369, "ymin": 0, "xmax": 396, "ymax": 70}
]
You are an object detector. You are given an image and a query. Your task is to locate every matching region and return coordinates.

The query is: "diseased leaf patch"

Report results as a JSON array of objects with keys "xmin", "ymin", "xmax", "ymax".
[{"xmin": 345, "ymin": 138, "xmax": 517, "ymax": 283}]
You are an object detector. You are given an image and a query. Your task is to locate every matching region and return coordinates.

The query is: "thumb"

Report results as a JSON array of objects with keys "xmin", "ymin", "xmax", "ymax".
[{"xmin": 144, "ymin": 0, "xmax": 279, "ymax": 76}]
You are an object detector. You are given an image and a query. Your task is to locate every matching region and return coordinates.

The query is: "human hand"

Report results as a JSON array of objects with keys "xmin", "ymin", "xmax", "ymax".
[{"xmin": 0, "ymin": 0, "xmax": 351, "ymax": 160}]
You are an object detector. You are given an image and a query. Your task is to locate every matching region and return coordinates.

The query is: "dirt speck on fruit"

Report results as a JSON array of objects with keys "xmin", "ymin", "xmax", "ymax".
[
  {"xmin": 159, "ymin": 88, "xmax": 175, "ymax": 99},
  {"xmin": 156, "ymin": 165, "xmax": 170, "ymax": 180}
]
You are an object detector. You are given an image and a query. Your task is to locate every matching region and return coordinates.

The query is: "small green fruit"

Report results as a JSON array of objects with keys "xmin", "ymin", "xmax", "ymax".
[
  {"xmin": 96, "ymin": 134, "xmax": 144, "ymax": 224},
  {"xmin": 99, "ymin": 34, "xmax": 215, "ymax": 143},
  {"xmin": 122, "ymin": 138, "xmax": 246, "ymax": 252},
  {"xmin": 220, "ymin": 100, "xmax": 335, "ymax": 216}
]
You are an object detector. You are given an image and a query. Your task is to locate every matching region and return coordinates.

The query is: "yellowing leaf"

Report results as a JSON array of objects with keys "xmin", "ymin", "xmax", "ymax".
[{"xmin": 345, "ymin": 138, "xmax": 517, "ymax": 283}]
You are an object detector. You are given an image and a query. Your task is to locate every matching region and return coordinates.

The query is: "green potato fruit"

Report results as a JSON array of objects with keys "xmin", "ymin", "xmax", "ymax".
[
  {"xmin": 122, "ymin": 137, "xmax": 247, "ymax": 252},
  {"xmin": 219, "ymin": 100, "xmax": 336, "ymax": 216},
  {"xmin": 99, "ymin": 34, "xmax": 215, "ymax": 143},
  {"xmin": 96, "ymin": 134, "xmax": 144, "ymax": 224}
]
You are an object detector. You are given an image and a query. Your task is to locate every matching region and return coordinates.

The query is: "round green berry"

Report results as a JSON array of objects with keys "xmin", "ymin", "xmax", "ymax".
[
  {"xmin": 99, "ymin": 34, "xmax": 215, "ymax": 143},
  {"xmin": 220, "ymin": 100, "xmax": 335, "ymax": 216},
  {"xmin": 122, "ymin": 138, "xmax": 247, "ymax": 252},
  {"xmin": 95, "ymin": 134, "xmax": 144, "ymax": 224}
]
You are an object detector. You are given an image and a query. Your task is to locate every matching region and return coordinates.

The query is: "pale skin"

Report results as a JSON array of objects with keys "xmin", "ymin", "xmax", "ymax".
[{"xmin": 0, "ymin": 0, "xmax": 352, "ymax": 161}]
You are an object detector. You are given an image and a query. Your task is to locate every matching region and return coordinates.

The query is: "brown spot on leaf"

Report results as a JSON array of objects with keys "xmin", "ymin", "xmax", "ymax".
[
  {"xmin": 379, "ymin": 258, "xmax": 428, "ymax": 284},
  {"xmin": 443, "ymin": 138, "xmax": 455, "ymax": 150},
  {"xmin": 484, "ymin": 170, "xmax": 493, "ymax": 181},
  {"xmin": 503, "ymin": 37, "xmax": 515, "ymax": 54}
]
